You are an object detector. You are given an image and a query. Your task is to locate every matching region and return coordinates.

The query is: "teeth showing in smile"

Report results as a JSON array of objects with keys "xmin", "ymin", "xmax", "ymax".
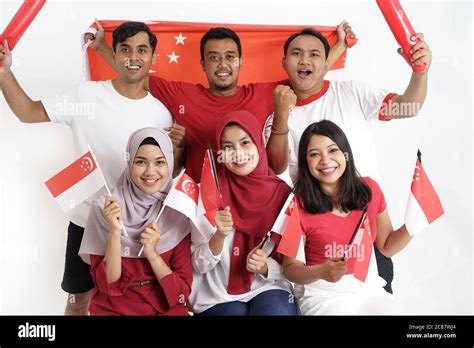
[
  {"xmin": 234, "ymin": 158, "xmax": 249, "ymax": 165},
  {"xmin": 217, "ymin": 71, "xmax": 230, "ymax": 77},
  {"xmin": 319, "ymin": 167, "xmax": 336, "ymax": 173},
  {"xmin": 142, "ymin": 178, "xmax": 159, "ymax": 186},
  {"xmin": 298, "ymin": 69, "xmax": 312, "ymax": 77},
  {"xmin": 127, "ymin": 65, "xmax": 140, "ymax": 70}
]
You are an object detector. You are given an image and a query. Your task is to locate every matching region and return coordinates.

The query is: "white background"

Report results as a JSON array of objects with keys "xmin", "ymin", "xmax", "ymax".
[{"xmin": 0, "ymin": 0, "xmax": 472, "ymax": 314}]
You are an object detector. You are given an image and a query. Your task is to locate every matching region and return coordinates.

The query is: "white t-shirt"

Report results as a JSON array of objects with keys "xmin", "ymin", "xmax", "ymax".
[
  {"xmin": 42, "ymin": 80, "xmax": 173, "ymax": 227},
  {"xmin": 265, "ymin": 80, "xmax": 394, "ymax": 183},
  {"xmin": 188, "ymin": 226, "xmax": 292, "ymax": 314}
]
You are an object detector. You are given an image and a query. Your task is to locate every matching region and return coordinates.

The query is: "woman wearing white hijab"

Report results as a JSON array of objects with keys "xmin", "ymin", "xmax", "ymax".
[{"xmin": 79, "ymin": 128, "xmax": 192, "ymax": 315}]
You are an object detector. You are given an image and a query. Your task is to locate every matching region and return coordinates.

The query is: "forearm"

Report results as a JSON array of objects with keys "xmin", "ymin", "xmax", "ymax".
[
  {"xmin": 327, "ymin": 42, "xmax": 346, "ymax": 69},
  {"xmin": 266, "ymin": 113, "xmax": 290, "ymax": 174},
  {"xmin": 209, "ymin": 232, "xmax": 226, "ymax": 256},
  {"xmin": 147, "ymin": 253, "xmax": 172, "ymax": 280},
  {"xmin": 379, "ymin": 225, "xmax": 412, "ymax": 257},
  {"xmin": 388, "ymin": 73, "xmax": 428, "ymax": 118},
  {"xmin": 284, "ymin": 262, "xmax": 322, "ymax": 285},
  {"xmin": 173, "ymin": 146, "xmax": 186, "ymax": 178},
  {"xmin": 0, "ymin": 70, "xmax": 48, "ymax": 123},
  {"xmin": 103, "ymin": 230, "xmax": 122, "ymax": 283},
  {"xmin": 97, "ymin": 43, "xmax": 116, "ymax": 71}
]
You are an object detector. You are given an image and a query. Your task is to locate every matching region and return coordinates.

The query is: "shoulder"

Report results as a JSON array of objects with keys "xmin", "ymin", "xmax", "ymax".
[{"xmin": 361, "ymin": 176, "xmax": 381, "ymax": 191}]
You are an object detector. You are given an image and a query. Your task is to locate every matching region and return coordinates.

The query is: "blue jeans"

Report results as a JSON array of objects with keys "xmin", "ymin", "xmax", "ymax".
[{"xmin": 198, "ymin": 289, "xmax": 297, "ymax": 316}]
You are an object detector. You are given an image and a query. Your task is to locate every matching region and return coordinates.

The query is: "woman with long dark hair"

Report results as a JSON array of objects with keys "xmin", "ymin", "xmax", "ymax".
[{"xmin": 283, "ymin": 120, "xmax": 413, "ymax": 314}]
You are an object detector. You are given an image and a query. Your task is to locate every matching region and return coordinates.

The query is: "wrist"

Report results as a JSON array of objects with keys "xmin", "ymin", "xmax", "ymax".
[
  {"xmin": 146, "ymin": 251, "xmax": 161, "ymax": 263},
  {"xmin": 109, "ymin": 227, "xmax": 122, "ymax": 237}
]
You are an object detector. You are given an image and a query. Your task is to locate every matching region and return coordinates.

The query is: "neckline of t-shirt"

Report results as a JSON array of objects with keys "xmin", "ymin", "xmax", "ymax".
[
  {"xmin": 329, "ymin": 209, "xmax": 354, "ymax": 219},
  {"xmin": 107, "ymin": 80, "xmax": 150, "ymax": 102},
  {"xmin": 295, "ymin": 80, "xmax": 330, "ymax": 106}
]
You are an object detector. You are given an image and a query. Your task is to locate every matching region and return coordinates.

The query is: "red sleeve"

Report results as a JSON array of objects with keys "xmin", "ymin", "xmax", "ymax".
[
  {"xmin": 157, "ymin": 236, "xmax": 193, "ymax": 309},
  {"xmin": 378, "ymin": 93, "xmax": 397, "ymax": 121},
  {"xmin": 90, "ymin": 255, "xmax": 134, "ymax": 296},
  {"xmin": 148, "ymin": 76, "xmax": 184, "ymax": 113},
  {"xmin": 367, "ymin": 178, "xmax": 387, "ymax": 214}
]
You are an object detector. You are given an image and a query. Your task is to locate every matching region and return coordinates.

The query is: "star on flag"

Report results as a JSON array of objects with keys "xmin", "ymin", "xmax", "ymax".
[
  {"xmin": 167, "ymin": 51, "xmax": 180, "ymax": 64},
  {"xmin": 174, "ymin": 32, "xmax": 187, "ymax": 45}
]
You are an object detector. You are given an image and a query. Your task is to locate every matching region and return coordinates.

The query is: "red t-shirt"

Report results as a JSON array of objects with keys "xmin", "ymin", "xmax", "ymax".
[
  {"xmin": 299, "ymin": 177, "xmax": 386, "ymax": 274},
  {"xmin": 89, "ymin": 236, "xmax": 192, "ymax": 316},
  {"xmin": 149, "ymin": 77, "xmax": 284, "ymax": 182}
]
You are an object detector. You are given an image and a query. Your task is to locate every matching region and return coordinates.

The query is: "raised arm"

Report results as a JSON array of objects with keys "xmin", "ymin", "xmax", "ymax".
[
  {"xmin": 265, "ymin": 85, "xmax": 296, "ymax": 174},
  {"xmin": 0, "ymin": 40, "xmax": 49, "ymax": 123},
  {"xmin": 385, "ymin": 33, "xmax": 432, "ymax": 119},
  {"xmin": 84, "ymin": 20, "xmax": 150, "ymax": 91},
  {"xmin": 326, "ymin": 20, "xmax": 357, "ymax": 69}
]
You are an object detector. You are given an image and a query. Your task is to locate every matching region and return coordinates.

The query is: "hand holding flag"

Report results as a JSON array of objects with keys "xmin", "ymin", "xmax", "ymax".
[{"xmin": 214, "ymin": 207, "xmax": 233, "ymax": 237}]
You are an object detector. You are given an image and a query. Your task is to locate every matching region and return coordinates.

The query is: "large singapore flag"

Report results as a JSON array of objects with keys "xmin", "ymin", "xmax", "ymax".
[
  {"xmin": 44, "ymin": 150, "xmax": 104, "ymax": 212},
  {"xmin": 405, "ymin": 150, "xmax": 444, "ymax": 236}
]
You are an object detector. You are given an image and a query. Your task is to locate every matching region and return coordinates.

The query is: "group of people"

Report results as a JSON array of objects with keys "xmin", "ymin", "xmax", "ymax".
[{"xmin": 0, "ymin": 16, "xmax": 432, "ymax": 315}]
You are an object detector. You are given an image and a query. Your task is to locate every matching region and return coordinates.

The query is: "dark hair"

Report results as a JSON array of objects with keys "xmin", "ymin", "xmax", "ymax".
[
  {"xmin": 112, "ymin": 21, "xmax": 157, "ymax": 53},
  {"xmin": 139, "ymin": 137, "xmax": 159, "ymax": 147},
  {"xmin": 200, "ymin": 27, "xmax": 242, "ymax": 60},
  {"xmin": 283, "ymin": 28, "xmax": 330, "ymax": 59},
  {"xmin": 294, "ymin": 120, "xmax": 371, "ymax": 214}
]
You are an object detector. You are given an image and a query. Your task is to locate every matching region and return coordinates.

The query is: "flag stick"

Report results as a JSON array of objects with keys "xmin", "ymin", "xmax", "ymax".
[
  {"xmin": 137, "ymin": 168, "xmax": 186, "ymax": 257},
  {"xmin": 207, "ymin": 141, "xmax": 222, "ymax": 194},
  {"xmin": 87, "ymin": 144, "xmax": 128, "ymax": 237},
  {"xmin": 342, "ymin": 207, "xmax": 367, "ymax": 261}
]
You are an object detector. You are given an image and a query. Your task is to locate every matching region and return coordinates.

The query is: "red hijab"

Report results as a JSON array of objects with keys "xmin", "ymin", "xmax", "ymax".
[{"xmin": 215, "ymin": 110, "xmax": 291, "ymax": 295}]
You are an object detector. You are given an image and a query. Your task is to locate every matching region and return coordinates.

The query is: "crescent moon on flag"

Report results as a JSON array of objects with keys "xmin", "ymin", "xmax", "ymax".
[
  {"xmin": 83, "ymin": 157, "xmax": 95, "ymax": 171},
  {"xmin": 182, "ymin": 179, "xmax": 192, "ymax": 192}
]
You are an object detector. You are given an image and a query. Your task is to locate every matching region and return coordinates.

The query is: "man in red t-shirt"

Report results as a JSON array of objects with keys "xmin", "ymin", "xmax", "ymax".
[{"xmin": 87, "ymin": 21, "xmax": 352, "ymax": 181}]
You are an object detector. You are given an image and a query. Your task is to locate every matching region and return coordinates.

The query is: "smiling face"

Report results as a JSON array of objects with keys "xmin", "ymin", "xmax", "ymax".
[
  {"xmin": 306, "ymin": 134, "xmax": 347, "ymax": 195},
  {"xmin": 220, "ymin": 125, "xmax": 259, "ymax": 176},
  {"xmin": 131, "ymin": 144, "xmax": 169, "ymax": 194},
  {"xmin": 283, "ymin": 35, "xmax": 328, "ymax": 100},
  {"xmin": 113, "ymin": 31, "xmax": 156, "ymax": 84},
  {"xmin": 201, "ymin": 38, "xmax": 241, "ymax": 96}
]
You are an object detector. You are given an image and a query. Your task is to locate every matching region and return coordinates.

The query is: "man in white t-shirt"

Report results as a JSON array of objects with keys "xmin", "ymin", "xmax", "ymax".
[
  {"xmin": 0, "ymin": 22, "xmax": 183, "ymax": 315},
  {"xmin": 265, "ymin": 26, "xmax": 432, "ymax": 293}
]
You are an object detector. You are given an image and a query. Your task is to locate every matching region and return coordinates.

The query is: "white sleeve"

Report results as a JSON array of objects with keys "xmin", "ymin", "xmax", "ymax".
[
  {"xmin": 258, "ymin": 257, "xmax": 286, "ymax": 281},
  {"xmin": 190, "ymin": 223, "xmax": 222, "ymax": 274},
  {"xmin": 41, "ymin": 83, "xmax": 83, "ymax": 125},
  {"xmin": 263, "ymin": 113, "xmax": 274, "ymax": 146},
  {"xmin": 350, "ymin": 80, "xmax": 394, "ymax": 121}
]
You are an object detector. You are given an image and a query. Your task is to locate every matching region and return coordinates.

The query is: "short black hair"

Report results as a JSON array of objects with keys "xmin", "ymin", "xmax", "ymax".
[
  {"xmin": 283, "ymin": 28, "xmax": 330, "ymax": 59},
  {"xmin": 200, "ymin": 27, "xmax": 242, "ymax": 60},
  {"xmin": 294, "ymin": 120, "xmax": 372, "ymax": 214},
  {"xmin": 112, "ymin": 21, "xmax": 157, "ymax": 53}
]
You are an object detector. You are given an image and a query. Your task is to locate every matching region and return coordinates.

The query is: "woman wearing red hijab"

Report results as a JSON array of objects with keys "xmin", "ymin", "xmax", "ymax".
[{"xmin": 188, "ymin": 110, "xmax": 297, "ymax": 315}]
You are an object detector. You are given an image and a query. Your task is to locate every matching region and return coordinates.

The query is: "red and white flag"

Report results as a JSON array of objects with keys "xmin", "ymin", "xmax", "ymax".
[
  {"xmin": 405, "ymin": 150, "xmax": 444, "ymax": 236},
  {"xmin": 197, "ymin": 149, "xmax": 223, "ymax": 226},
  {"xmin": 44, "ymin": 150, "xmax": 105, "ymax": 212},
  {"xmin": 274, "ymin": 193, "xmax": 305, "ymax": 263},
  {"xmin": 349, "ymin": 212, "xmax": 372, "ymax": 283},
  {"xmin": 85, "ymin": 20, "xmax": 354, "ymax": 84},
  {"xmin": 164, "ymin": 170, "xmax": 199, "ymax": 220}
]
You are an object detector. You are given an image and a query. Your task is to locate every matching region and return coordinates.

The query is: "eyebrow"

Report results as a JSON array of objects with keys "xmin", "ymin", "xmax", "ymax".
[
  {"xmin": 135, "ymin": 156, "xmax": 166, "ymax": 161},
  {"xmin": 307, "ymin": 143, "xmax": 337, "ymax": 153},
  {"xmin": 291, "ymin": 48, "xmax": 322, "ymax": 53},
  {"xmin": 222, "ymin": 136, "xmax": 250, "ymax": 145},
  {"xmin": 207, "ymin": 50, "xmax": 237, "ymax": 55},
  {"xmin": 118, "ymin": 43, "xmax": 150, "ymax": 49}
]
